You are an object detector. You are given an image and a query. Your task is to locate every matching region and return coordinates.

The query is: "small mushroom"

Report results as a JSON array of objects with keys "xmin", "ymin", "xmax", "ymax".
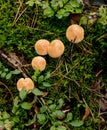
[
  {"xmin": 31, "ymin": 56, "xmax": 46, "ymax": 71},
  {"xmin": 34, "ymin": 39, "xmax": 50, "ymax": 55},
  {"xmin": 66, "ymin": 24, "xmax": 84, "ymax": 43},
  {"xmin": 47, "ymin": 39, "xmax": 65, "ymax": 58},
  {"xmin": 17, "ymin": 77, "xmax": 34, "ymax": 92}
]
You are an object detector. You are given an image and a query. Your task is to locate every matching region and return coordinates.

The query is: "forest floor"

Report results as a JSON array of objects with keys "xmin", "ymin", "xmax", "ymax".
[{"xmin": 0, "ymin": 0, "xmax": 107, "ymax": 130}]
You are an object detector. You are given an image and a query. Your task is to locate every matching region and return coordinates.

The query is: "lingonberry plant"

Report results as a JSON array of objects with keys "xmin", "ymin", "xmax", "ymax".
[{"xmin": 26, "ymin": 0, "xmax": 84, "ymax": 19}]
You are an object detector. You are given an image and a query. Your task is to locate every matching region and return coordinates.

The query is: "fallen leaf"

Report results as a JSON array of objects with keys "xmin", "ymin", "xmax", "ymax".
[{"xmin": 82, "ymin": 106, "xmax": 90, "ymax": 121}]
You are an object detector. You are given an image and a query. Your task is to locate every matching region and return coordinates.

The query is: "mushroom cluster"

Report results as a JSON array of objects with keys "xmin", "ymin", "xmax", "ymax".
[
  {"xmin": 16, "ymin": 24, "xmax": 84, "ymax": 92},
  {"xmin": 34, "ymin": 39, "xmax": 65, "ymax": 58},
  {"xmin": 31, "ymin": 39, "xmax": 65, "ymax": 71}
]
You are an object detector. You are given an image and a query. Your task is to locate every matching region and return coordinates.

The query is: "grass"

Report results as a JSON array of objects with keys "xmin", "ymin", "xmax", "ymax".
[{"xmin": 0, "ymin": 0, "xmax": 107, "ymax": 130}]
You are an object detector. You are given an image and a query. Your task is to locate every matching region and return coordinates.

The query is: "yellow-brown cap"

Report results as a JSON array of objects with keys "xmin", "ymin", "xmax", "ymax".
[
  {"xmin": 47, "ymin": 39, "xmax": 65, "ymax": 58},
  {"xmin": 31, "ymin": 56, "xmax": 46, "ymax": 71},
  {"xmin": 66, "ymin": 24, "xmax": 84, "ymax": 43},
  {"xmin": 34, "ymin": 39, "xmax": 50, "ymax": 55},
  {"xmin": 17, "ymin": 78, "xmax": 34, "ymax": 92}
]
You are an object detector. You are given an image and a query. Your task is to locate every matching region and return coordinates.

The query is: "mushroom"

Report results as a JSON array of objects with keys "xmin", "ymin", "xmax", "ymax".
[
  {"xmin": 34, "ymin": 39, "xmax": 50, "ymax": 55},
  {"xmin": 17, "ymin": 77, "xmax": 34, "ymax": 92},
  {"xmin": 66, "ymin": 24, "xmax": 84, "ymax": 43},
  {"xmin": 31, "ymin": 56, "xmax": 46, "ymax": 71},
  {"xmin": 47, "ymin": 39, "xmax": 65, "ymax": 58}
]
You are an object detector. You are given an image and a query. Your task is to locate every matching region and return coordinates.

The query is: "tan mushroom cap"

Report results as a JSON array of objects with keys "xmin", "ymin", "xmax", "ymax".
[
  {"xmin": 17, "ymin": 78, "xmax": 34, "ymax": 92},
  {"xmin": 47, "ymin": 39, "xmax": 65, "ymax": 58},
  {"xmin": 66, "ymin": 24, "xmax": 84, "ymax": 43},
  {"xmin": 31, "ymin": 56, "xmax": 46, "ymax": 71},
  {"xmin": 34, "ymin": 39, "xmax": 50, "ymax": 55}
]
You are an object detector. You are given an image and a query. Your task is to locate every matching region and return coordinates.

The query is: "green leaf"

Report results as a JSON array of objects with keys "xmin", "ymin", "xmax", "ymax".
[
  {"xmin": 43, "ymin": 7, "xmax": 54, "ymax": 17},
  {"xmin": 57, "ymin": 126, "xmax": 67, "ymax": 130},
  {"xmin": 1, "ymin": 72, "xmax": 6, "ymax": 78},
  {"xmin": 0, "ymin": 121, "xmax": 4, "ymax": 126},
  {"xmin": 65, "ymin": 112, "xmax": 73, "ymax": 122},
  {"xmin": 31, "ymin": 88, "xmax": 44, "ymax": 96},
  {"xmin": 19, "ymin": 88, "xmax": 27, "ymax": 100},
  {"xmin": 57, "ymin": 98, "xmax": 64, "ymax": 109},
  {"xmin": 50, "ymin": 126, "xmax": 56, "ymax": 130},
  {"xmin": 21, "ymin": 102, "xmax": 32, "ymax": 110},
  {"xmin": 51, "ymin": 121, "xmax": 62, "ymax": 126},
  {"xmin": 34, "ymin": 0, "xmax": 43, "ymax": 6},
  {"xmin": 50, "ymin": 125, "xmax": 67, "ymax": 130},
  {"xmin": 26, "ymin": 0, "xmax": 35, "ymax": 6},
  {"xmin": 50, "ymin": 0, "xmax": 58, "ymax": 11},
  {"xmin": 37, "ymin": 114, "xmax": 46, "ymax": 124},
  {"xmin": 32, "ymin": 70, "xmax": 41, "ymax": 82},
  {"xmin": 12, "ymin": 116, "xmax": 20, "ymax": 123},
  {"xmin": 40, "ymin": 106, "xmax": 47, "ymax": 113},
  {"xmin": 13, "ymin": 97, "xmax": 19, "ymax": 107},
  {"xmin": 44, "ymin": 71, "xmax": 51, "ymax": 80},
  {"xmin": 13, "ymin": 128, "xmax": 19, "ymax": 130},
  {"xmin": 12, "ymin": 106, "xmax": 18, "ymax": 114},
  {"xmin": 38, "ymin": 75, "xmax": 44, "ymax": 83},
  {"xmin": 12, "ymin": 98, "xmax": 20, "ymax": 114},
  {"xmin": 70, "ymin": 120, "xmax": 84, "ymax": 127},
  {"xmin": 4, "ymin": 68, "xmax": 8, "ymax": 72},
  {"xmin": 10, "ymin": 120, "xmax": 15, "ymax": 127},
  {"xmin": 43, "ymin": 82, "xmax": 51, "ymax": 87},
  {"xmin": 2, "ymin": 111, "xmax": 10, "ymax": 119},
  {"xmin": 54, "ymin": 110, "xmax": 65, "ymax": 119},
  {"xmin": 12, "ymin": 69, "xmax": 21, "ymax": 75},
  {"xmin": 6, "ymin": 72, "xmax": 12, "ymax": 80},
  {"xmin": 51, "ymin": 110, "xmax": 65, "ymax": 119},
  {"xmin": 49, "ymin": 104, "xmax": 56, "ymax": 111},
  {"xmin": 0, "ymin": 71, "xmax": 2, "ymax": 75}
]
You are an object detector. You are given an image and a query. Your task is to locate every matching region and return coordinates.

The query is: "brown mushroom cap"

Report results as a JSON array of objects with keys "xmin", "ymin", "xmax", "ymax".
[
  {"xmin": 31, "ymin": 56, "xmax": 46, "ymax": 71},
  {"xmin": 66, "ymin": 24, "xmax": 84, "ymax": 43},
  {"xmin": 17, "ymin": 78, "xmax": 34, "ymax": 92},
  {"xmin": 34, "ymin": 39, "xmax": 50, "ymax": 55},
  {"xmin": 47, "ymin": 39, "xmax": 65, "ymax": 58}
]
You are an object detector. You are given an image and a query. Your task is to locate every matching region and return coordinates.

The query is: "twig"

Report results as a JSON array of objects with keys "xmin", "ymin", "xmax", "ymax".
[
  {"xmin": 13, "ymin": 7, "xmax": 28, "ymax": 25},
  {"xmin": 82, "ymin": 97, "xmax": 95, "ymax": 120},
  {"xmin": 96, "ymin": 33, "xmax": 107, "ymax": 41},
  {"xmin": 96, "ymin": 69, "xmax": 103, "ymax": 77},
  {"xmin": 58, "ymin": 72, "xmax": 80, "ymax": 87},
  {"xmin": 26, "ymin": 26, "xmax": 58, "ymax": 36},
  {"xmin": 0, "ymin": 81, "xmax": 14, "ymax": 102},
  {"xmin": 31, "ymin": 4, "xmax": 38, "ymax": 28},
  {"xmin": 99, "ymin": 111, "xmax": 107, "ymax": 116},
  {"xmin": 0, "ymin": 49, "xmax": 29, "ymax": 78},
  {"xmin": 13, "ymin": 0, "xmax": 23, "ymax": 24}
]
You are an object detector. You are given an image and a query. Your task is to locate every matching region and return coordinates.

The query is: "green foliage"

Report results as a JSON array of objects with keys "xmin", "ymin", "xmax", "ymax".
[
  {"xmin": 0, "ymin": 61, "xmax": 21, "ymax": 81},
  {"xmin": 80, "ymin": 5, "xmax": 107, "ymax": 26},
  {"xmin": 98, "ymin": 5, "xmax": 107, "ymax": 25},
  {"xmin": 0, "ymin": 91, "xmax": 84, "ymax": 129},
  {"xmin": 32, "ymin": 71, "xmax": 51, "ymax": 90},
  {"xmin": 26, "ymin": 0, "xmax": 84, "ymax": 19}
]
